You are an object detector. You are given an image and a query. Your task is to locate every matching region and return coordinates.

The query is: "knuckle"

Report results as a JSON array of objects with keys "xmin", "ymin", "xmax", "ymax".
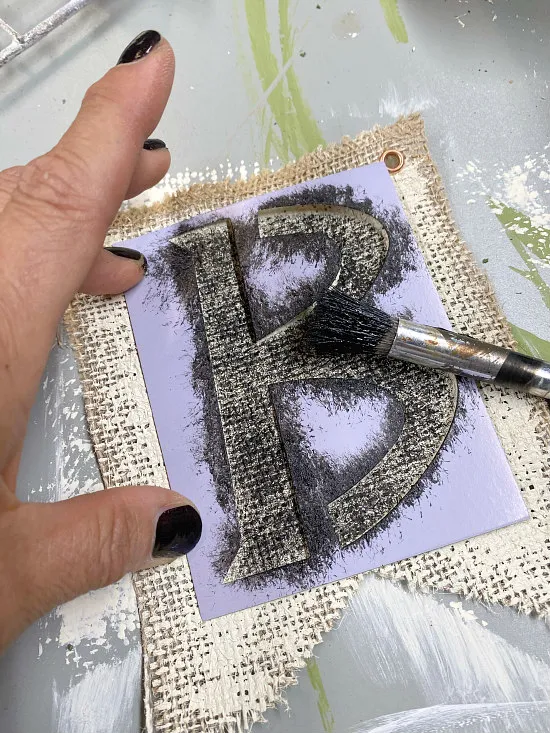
[
  {"xmin": 0, "ymin": 167, "xmax": 22, "ymax": 204},
  {"xmin": 0, "ymin": 284, "xmax": 20, "ymax": 363},
  {"xmin": 91, "ymin": 497, "xmax": 141, "ymax": 588},
  {"xmin": 82, "ymin": 81, "xmax": 131, "ymax": 134},
  {"xmin": 12, "ymin": 150, "xmax": 91, "ymax": 229},
  {"xmin": 82, "ymin": 80, "xmax": 119, "ymax": 113}
]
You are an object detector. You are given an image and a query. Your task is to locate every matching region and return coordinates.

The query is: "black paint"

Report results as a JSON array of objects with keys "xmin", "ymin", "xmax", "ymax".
[{"xmin": 496, "ymin": 351, "xmax": 542, "ymax": 387}]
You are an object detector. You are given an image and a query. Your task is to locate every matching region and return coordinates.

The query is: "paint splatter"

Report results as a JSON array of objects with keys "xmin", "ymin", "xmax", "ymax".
[{"xmin": 456, "ymin": 157, "xmax": 550, "ymax": 358}]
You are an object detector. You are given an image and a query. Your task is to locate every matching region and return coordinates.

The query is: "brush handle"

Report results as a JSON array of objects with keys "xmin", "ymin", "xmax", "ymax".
[{"xmin": 391, "ymin": 320, "xmax": 550, "ymax": 399}]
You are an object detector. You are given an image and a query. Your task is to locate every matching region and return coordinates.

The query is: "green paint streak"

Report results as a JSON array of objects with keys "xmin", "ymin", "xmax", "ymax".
[
  {"xmin": 380, "ymin": 0, "xmax": 409, "ymax": 43},
  {"xmin": 491, "ymin": 200, "xmax": 550, "ymax": 311},
  {"xmin": 306, "ymin": 659, "xmax": 335, "ymax": 733},
  {"xmin": 279, "ymin": 0, "xmax": 325, "ymax": 152},
  {"xmin": 243, "ymin": 0, "xmax": 326, "ymax": 165},
  {"xmin": 244, "ymin": 0, "xmax": 295, "ymax": 161},
  {"xmin": 509, "ymin": 324, "xmax": 550, "ymax": 361}
]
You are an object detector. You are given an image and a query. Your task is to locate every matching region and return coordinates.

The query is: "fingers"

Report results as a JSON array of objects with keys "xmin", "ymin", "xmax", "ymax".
[
  {"xmin": 0, "ymin": 145, "xmax": 166, "ymax": 299},
  {"xmin": 0, "ymin": 142, "xmax": 169, "ymax": 216},
  {"xmin": 0, "ymin": 32, "xmax": 174, "ymax": 468},
  {"xmin": 0, "ymin": 485, "xmax": 202, "ymax": 652},
  {"xmin": 80, "ymin": 247, "xmax": 147, "ymax": 295},
  {"xmin": 126, "ymin": 140, "xmax": 170, "ymax": 200},
  {"xmin": 4, "ymin": 32, "xmax": 174, "ymax": 310},
  {"xmin": 80, "ymin": 141, "xmax": 169, "ymax": 295}
]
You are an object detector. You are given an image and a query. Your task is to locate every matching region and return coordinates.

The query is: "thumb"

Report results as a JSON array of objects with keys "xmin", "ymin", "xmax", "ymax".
[{"xmin": 0, "ymin": 486, "xmax": 201, "ymax": 650}]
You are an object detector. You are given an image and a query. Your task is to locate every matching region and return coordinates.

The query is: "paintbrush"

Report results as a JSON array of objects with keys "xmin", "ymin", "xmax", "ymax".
[{"xmin": 305, "ymin": 289, "xmax": 550, "ymax": 399}]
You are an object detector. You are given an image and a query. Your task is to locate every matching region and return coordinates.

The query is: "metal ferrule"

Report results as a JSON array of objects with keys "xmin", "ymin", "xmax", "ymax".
[
  {"xmin": 390, "ymin": 320, "xmax": 509, "ymax": 380},
  {"xmin": 523, "ymin": 362, "xmax": 550, "ymax": 398},
  {"xmin": 388, "ymin": 319, "xmax": 550, "ymax": 399}
]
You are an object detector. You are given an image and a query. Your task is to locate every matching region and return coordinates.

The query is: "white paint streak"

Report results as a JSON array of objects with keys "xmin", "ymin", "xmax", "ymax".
[
  {"xmin": 379, "ymin": 82, "xmax": 437, "ymax": 119},
  {"xmin": 344, "ymin": 578, "xmax": 550, "ymax": 709},
  {"xmin": 354, "ymin": 702, "xmax": 550, "ymax": 733},
  {"xmin": 53, "ymin": 647, "xmax": 140, "ymax": 733}
]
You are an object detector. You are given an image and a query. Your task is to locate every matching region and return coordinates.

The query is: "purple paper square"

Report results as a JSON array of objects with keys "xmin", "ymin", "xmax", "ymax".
[{"xmin": 124, "ymin": 163, "xmax": 528, "ymax": 620}]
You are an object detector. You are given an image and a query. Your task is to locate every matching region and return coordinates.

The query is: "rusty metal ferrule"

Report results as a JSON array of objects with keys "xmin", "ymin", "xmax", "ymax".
[
  {"xmin": 389, "ymin": 319, "xmax": 550, "ymax": 399},
  {"xmin": 390, "ymin": 319, "xmax": 507, "ymax": 380}
]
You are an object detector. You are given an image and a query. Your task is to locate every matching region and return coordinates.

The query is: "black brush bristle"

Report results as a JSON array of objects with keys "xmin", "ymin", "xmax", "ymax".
[{"xmin": 305, "ymin": 290, "xmax": 398, "ymax": 355}]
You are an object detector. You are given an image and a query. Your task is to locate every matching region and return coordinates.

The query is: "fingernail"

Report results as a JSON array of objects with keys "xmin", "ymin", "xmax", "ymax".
[
  {"xmin": 105, "ymin": 246, "xmax": 148, "ymax": 273},
  {"xmin": 117, "ymin": 30, "xmax": 161, "ymax": 65},
  {"xmin": 143, "ymin": 138, "xmax": 167, "ymax": 151},
  {"xmin": 153, "ymin": 505, "xmax": 202, "ymax": 558}
]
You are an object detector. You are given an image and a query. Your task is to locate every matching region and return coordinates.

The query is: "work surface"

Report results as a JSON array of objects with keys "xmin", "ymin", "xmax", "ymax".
[{"xmin": 1, "ymin": 2, "xmax": 550, "ymax": 732}]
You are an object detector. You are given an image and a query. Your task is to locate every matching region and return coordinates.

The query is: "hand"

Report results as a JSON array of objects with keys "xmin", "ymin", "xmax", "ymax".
[{"xmin": 0, "ymin": 31, "xmax": 201, "ymax": 653}]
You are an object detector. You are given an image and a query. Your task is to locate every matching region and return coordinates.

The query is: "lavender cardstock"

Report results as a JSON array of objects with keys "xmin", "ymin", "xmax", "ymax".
[{"xmin": 124, "ymin": 163, "xmax": 528, "ymax": 620}]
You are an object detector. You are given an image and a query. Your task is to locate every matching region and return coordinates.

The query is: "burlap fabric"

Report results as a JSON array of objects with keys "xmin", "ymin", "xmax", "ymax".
[{"xmin": 65, "ymin": 113, "xmax": 550, "ymax": 733}]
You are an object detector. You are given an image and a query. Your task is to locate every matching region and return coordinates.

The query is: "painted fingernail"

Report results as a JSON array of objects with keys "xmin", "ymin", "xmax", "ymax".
[
  {"xmin": 153, "ymin": 505, "xmax": 202, "ymax": 558},
  {"xmin": 117, "ymin": 30, "xmax": 161, "ymax": 65},
  {"xmin": 143, "ymin": 138, "xmax": 167, "ymax": 151},
  {"xmin": 105, "ymin": 246, "xmax": 148, "ymax": 273}
]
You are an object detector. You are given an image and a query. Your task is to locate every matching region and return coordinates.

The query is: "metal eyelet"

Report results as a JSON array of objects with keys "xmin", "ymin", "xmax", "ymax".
[{"xmin": 380, "ymin": 149, "xmax": 405, "ymax": 174}]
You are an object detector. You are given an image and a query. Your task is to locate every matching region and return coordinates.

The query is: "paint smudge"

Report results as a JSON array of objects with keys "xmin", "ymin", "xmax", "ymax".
[
  {"xmin": 379, "ymin": 0, "xmax": 408, "ymax": 44},
  {"xmin": 490, "ymin": 201, "xmax": 550, "ymax": 310},
  {"xmin": 509, "ymin": 324, "xmax": 550, "ymax": 361},
  {"xmin": 306, "ymin": 658, "xmax": 336, "ymax": 733},
  {"xmin": 345, "ymin": 577, "xmax": 550, "ymax": 706},
  {"xmin": 333, "ymin": 11, "xmax": 363, "ymax": 40},
  {"xmin": 56, "ymin": 575, "xmax": 138, "ymax": 649}
]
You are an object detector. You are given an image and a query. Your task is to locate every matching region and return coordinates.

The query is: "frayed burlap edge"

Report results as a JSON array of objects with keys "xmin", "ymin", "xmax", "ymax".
[{"xmin": 65, "ymin": 113, "xmax": 550, "ymax": 733}]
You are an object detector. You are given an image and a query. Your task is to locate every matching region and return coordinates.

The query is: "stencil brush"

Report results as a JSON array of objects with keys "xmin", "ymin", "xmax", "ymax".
[{"xmin": 306, "ymin": 290, "xmax": 550, "ymax": 399}]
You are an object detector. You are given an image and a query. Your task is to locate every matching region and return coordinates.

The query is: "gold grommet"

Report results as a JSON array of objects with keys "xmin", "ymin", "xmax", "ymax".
[{"xmin": 380, "ymin": 149, "xmax": 405, "ymax": 174}]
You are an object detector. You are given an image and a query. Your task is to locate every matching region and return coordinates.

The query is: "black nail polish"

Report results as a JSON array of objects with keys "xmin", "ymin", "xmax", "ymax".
[
  {"xmin": 143, "ymin": 138, "xmax": 167, "ymax": 151},
  {"xmin": 117, "ymin": 30, "xmax": 161, "ymax": 65},
  {"xmin": 105, "ymin": 246, "xmax": 148, "ymax": 273},
  {"xmin": 153, "ymin": 505, "xmax": 202, "ymax": 558}
]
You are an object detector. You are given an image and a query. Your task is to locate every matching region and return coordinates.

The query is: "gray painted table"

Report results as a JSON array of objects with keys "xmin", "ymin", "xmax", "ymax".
[{"xmin": 1, "ymin": 2, "xmax": 549, "ymax": 731}]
